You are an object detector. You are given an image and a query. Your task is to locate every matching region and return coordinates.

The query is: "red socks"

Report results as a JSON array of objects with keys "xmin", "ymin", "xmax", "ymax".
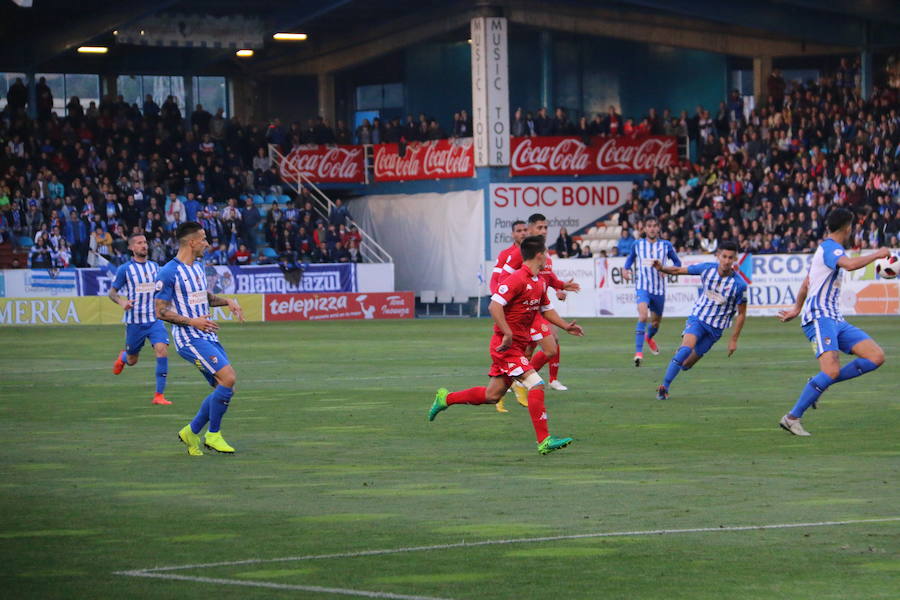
[
  {"xmin": 446, "ymin": 387, "xmax": 488, "ymax": 405},
  {"xmin": 526, "ymin": 388, "xmax": 549, "ymax": 442},
  {"xmin": 549, "ymin": 345, "xmax": 560, "ymax": 382},
  {"xmin": 531, "ymin": 351, "xmax": 549, "ymax": 372}
]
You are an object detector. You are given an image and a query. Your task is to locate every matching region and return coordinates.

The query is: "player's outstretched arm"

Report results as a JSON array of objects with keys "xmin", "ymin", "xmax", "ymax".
[
  {"xmin": 837, "ymin": 247, "xmax": 891, "ymax": 272},
  {"xmin": 541, "ymin": 309, "xmax": 584, "ymax": 337},
  {"xmin": 778, "ymin": 276, "xmax": 808, "ymax": 322},
  {"xmin": 488, "ymin": 301, "xmax": 513, "ymax": 351},
  {"xmin": 208, "ymin": 292, "xmax": 244, "ymax": 322},
  {"xmin": 728, "ymin": 302, "xmax": 747, "ymax": 357},
  {"xmin": 652, "ymin": 260, "xmax": 688, "ymax": 276}
]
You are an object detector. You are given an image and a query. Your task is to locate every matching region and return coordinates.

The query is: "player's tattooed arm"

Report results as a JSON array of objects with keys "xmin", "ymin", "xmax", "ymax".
[
  {"xmin": 108, "ymin": 287, "xmax": 133, "ymax": 310},
  {"xmin": 155, "ymin": 298, "xmax": 219, "ymax": 331},
  {"xmin": 208, "ymin": 293, "xmax": 245, "ymax": 323}
]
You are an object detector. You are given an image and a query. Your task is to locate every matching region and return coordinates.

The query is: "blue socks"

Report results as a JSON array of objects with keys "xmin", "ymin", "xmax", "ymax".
[
  {"xmin": 834, "ymin": 358, "xmax": 879, "ymax": 383},
  {"xmin": 155, "ymin": 357, "xmax": 168, "ymax": 394},
  {"xmin": 190, "ymin": 386, "xmax": 234, "ymax": 434},
  {"xmin": 120, "ymin": 351, "xmax": 128, "ymax": 365},
  {"xmin": 790, "ymin": 359, "xmax": 881, "ymax": 418},
  {"xmin": 789, "ymin": 372, "xmax": 835, "ymax": 418},
  {"xmin": 207, "ymin": 386, "xmax": 234, "ymax": 433},
  {"xmin": 635, "ymin": 321, "xmax": 646, "ymax": 353},
  {"xmin": 662, "ymin": 346, "xmax": 692, "ymax": 389},
  {"xmin": 647, "ymin": 324, "xmax": 659, "ymax": 340}
]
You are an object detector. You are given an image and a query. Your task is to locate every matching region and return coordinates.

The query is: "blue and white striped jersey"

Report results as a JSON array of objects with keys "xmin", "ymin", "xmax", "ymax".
[
  {"xmin": 155, "ymin": 258, "xmax": 218, "ymax": 348},
  {"xmin": 687, "ymin": 262, "xmax": 748, "ymax": 330},
  {"xmin": 112, "ymin": 259, "xmax": 161, "ymax": 324},
  {"xmin": 624, "ymin": 238, "xmax": 681, "ymax": 295},
  {"xmin": 801, "ymin": 239, "xmax": 845, "ymax": 326}
]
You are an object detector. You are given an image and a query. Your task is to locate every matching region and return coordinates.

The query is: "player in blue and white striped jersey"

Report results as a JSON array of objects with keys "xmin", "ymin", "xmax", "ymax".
[
  {"xmin": 650, "ymin": 240, "xmax": 748, "ymax": 400},
  {"xmin": 109, "ymin": 232, "xmax": 172, "ymax": 406},
  {"xmin": 776, "ymin": 208, "xmax": 889, "ymax": 436},
  {"xmin": 623, "ymin": 218, "xmax": 681, "ymax": 367},
  {"xmin": 155, "ymin": 222, "xmax": 244, "ymax": 456}
]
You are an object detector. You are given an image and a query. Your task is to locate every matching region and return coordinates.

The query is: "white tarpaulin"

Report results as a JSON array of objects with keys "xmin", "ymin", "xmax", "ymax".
[{"xmin": 351, "ymin": 191, "xmax": 485, "ymax": 296}]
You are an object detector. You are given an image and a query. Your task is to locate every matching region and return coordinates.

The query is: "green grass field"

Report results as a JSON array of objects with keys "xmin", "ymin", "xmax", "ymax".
[{"xmin": 1, "ymin": 316, "xmax": 898, "ymax": 599}]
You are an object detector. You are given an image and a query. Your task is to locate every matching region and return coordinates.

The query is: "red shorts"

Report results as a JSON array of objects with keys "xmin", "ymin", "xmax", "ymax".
[
  {"xmin": 530, "ymin": 314, "xmax": 551, "ymax": 341},
  {"xmin": 488, "ymin": 333, "xmax": 534, "ymax": 378}
]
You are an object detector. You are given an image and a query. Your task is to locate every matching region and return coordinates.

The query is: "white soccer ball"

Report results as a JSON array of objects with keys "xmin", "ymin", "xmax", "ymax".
[{"xmin": 874, "ymin": 255, "xmax": 899, "ymax": 280}]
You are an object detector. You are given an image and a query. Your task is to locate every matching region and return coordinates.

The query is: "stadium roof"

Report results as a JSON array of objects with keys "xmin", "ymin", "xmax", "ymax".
[{"xmin": 1, "ymin": 0, "xmax": 898, "ymax": 74}]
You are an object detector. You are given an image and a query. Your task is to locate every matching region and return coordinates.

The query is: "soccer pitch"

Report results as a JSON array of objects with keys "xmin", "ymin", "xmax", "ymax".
[{"xmin": 1, "ymin": 317, "xmax": 898, "ymax": 599}]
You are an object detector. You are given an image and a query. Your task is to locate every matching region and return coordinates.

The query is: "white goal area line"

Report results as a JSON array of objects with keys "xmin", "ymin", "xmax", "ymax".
[{"xmin": 115, "ymin": 517, "xmax": 900, "ymax": 599}]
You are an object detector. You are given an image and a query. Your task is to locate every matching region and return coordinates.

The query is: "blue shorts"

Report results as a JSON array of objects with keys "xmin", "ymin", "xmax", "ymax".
[
  {"xmin": 802, "ymin": 318, "xmax": 871, "ymax": 358},
  {"xmin": 682, "ymin": 316, "xmax": 723, "ymax": 357},
  {"xmin": 125, "ymin": 321, "xmax": 169, "ymax": 356},
  {"xmin": 177, "ymin": 339, "xmax": 231, "ymax": 387},
  {"xmin": 636, "ymin": 289, "xmax": 666, "ymax": 316}
]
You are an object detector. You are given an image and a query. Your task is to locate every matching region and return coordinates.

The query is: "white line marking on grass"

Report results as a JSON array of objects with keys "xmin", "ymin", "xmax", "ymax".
[
  {"xmin": 114, "ymin": 572, "xmax": 451, "ymax": 600},
  {"xmin": 115, "ymin": 517, "xmax": 900, "ymax": 598}
]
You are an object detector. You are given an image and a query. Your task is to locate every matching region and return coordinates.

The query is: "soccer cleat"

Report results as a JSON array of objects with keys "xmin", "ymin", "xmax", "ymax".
[
  {"xmin": 656, "ymin": 385, "xmax": 669, "ymax": 400},
  {"xmin": 428, "ymin": 388, "xmax": 449, "ymax": 421},
  {"xmin": 779, "ymin": 414, "xmax": 811, "ymax": 436},
  {"xmin": 512, "ymin": 381, "xmax": 529, "ymax": 407},
  {"xmin": 151, "ymin": 393, "xmax": 172, "ymax": 405},
  {"xmin": 112, "ymin": 353, "xmax": 126, "ymax": 375},
  {"xmin": 495, "ymin": 398, "xmax": 509, "ymax": 413},
  {"xmin": 178, "ymin": 425, "xmax": 204, "ymax": 456},
  {"xmin": 204, "ymin": 431, "xmax": 235, "ymax": 453},
  {"xmin": 645, "ymin": 336, "xmax": 660, "ymax": 355},
  {"xmin": 537, "ymin": 435, "xmax": 574, "ymax": 455},
  {"xmin": 549, "ymin": 380, "xmax": 568, "ymax": 391},
  {"xmin": 634, "ymin": 352, "xmax": 643, "ymax": 367}
]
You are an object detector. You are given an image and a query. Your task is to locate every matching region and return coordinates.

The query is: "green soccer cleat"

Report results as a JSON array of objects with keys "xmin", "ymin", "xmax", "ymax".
[
  {"xmin": 537, "ymin": 435, "xmax": 573, "ymax": 455},
  {"xmin": 428, "ymin": 388, "xmax": 449, "ymax": 421},
  {"xmin": 204, "ymin": 431, "xmax": 235, "ymax": 453},
  {"xmin": 178, "ymin": 425, "xmax": 204, "ymax": 456}
]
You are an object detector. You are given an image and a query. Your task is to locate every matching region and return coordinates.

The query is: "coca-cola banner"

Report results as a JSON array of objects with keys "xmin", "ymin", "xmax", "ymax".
[
  {"xmin": 264, "ymin": 292, "xmax": 414, "ymax": 321},
  {"xmin": 509, "ymin": 136, "xmax": 678, "ymax": 176},
  {"xmin": 488, "ymin": 182, "xmax": 631, "ymax": 258},
  {"xmin": 373, "ymin": 139, "xmax": 475, "ymax": 182},
  {"xmin": 277, "ymin": 144, "xmax": 365, "ymax": 184}
]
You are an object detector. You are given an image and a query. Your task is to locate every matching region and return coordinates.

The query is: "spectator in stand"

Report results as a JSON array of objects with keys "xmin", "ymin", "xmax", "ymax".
[
  {"xmin": 29, "ymin": 237, "xmax": 52, "ymax": 268},
  {"xmin": 617, "ymin": 228, "xmax": 636, "ymax": 257},
  {"xmin": 552, "ymin": 107, "xmax": 573, "ymax": 135},
  {"xmin": 311, "ymin": 241, "xmax": 332, "ymax": 263},
  {"xmin": 191, "ymin": 104, "xmax": 212, "ymax": 134},
  {"xmin": 329, "ymin": 198, "xmax": 351, "ymax": 228},
  {"xmin": 534, "ymin": 107, "xmax": 553, "ymax": 136},
  {"xmin": 232, "ymin": 243, "xmax": 252, "ymax": 265},
  {"xmin": 35, "ymin": 77, "xmax": 53, "ymax": 121},
  {"xmin": 356, "ymin": 119, "xmax": 373, "ymax": 145},
  {"xmin": 554, "ymin": 227, "xmax": 574, "ymax": 258},
  {"xmin": 6, "ymin": 77, "xmax": 28, "ymax": 115},
  {"xmin": 240, "ymin": 197, "xmax": 261, "ymax": 250}
]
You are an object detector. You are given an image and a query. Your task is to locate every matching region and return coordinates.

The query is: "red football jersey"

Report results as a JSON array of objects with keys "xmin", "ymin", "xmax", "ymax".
[
  {"xmin": 499, "ymin": 245, "xmax": 566, "ymax": 291},
  {"xmin": 489, "ymin": 243, "xmax": 519, "ymax": 295},
  {"xmin": 490, "ymin": 265, "xmax": 552, "ymax": 344}
]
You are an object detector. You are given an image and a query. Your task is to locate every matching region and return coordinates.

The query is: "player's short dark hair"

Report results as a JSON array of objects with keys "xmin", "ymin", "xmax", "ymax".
[
  {"xmin": 827, "ymin": 208, "xmax": 854, "ymax": 233},
  {"xmin": 511, "ymin": 220, "xmax": 526, "ymax": 229},
  {"xmin": 718, "ymin": 240, "xmax": 739, "ymax": 254},
  {"xmin": 520, "ymin": 235, "xmax": 546, "ymax": 260},
  {"xmin": 527, "ymin": 213, "xmax": 547, "ymax": 224},
  {"xmin": 127, "ymin": 232, "xmax": 146, "ymax": 244},
  {"xmin": 644, "ymin": 216, "xmax": 658, "ymax": 224},
  {"xmin": 176, "ymin": 221, "xmax": 204, "ymax": 242}
]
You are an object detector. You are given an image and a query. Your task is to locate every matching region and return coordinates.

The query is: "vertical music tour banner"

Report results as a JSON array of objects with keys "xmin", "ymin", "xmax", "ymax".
[{"xmin": 470, "ymin": 17, "xmax": 510, "ymax": 167}]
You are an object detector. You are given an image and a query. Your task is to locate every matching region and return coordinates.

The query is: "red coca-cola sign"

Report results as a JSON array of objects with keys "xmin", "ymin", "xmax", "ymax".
[
  {"xmin": 509, "ymin": 136, "xmax": 678, "ymax": 176},
  {"xmin": 277, "ymin": 145, "xmax": 365, "ymax": 183},
  {"xmin": 264, "ymin": 292, "xmax": 414, "ymax": 321},
  {"xmin": 373, "ymin": 139, "xmax": 475, "ymax": 181}
]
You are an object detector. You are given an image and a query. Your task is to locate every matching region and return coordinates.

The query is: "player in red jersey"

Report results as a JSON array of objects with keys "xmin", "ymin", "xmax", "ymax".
[
  {"xmin": 501, "ymin": 214, "xmax": 581, "ymax": 401},
  {"xmin": 489, "ymin": 219, "xmax": 529, "ymax": 412},
  {"xmin": 428, "ymin": 236, "xmax": 584, "ymax": 454}
]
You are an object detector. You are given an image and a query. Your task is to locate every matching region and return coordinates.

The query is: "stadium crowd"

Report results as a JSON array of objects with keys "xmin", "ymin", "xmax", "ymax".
[
  {"xmin": 0, "ymin": 81, "xmax": 361, "ymax": 269},
  {"xmin": 1, "ymin": 57, "xmax": 897, "ymax": 270}
]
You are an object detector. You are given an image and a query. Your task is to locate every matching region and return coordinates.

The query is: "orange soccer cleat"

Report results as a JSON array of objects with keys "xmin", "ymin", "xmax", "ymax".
[
  {"xmin": 152, "ymin": 393, "xmax": 173, "ymax": 406},
  {"xmin": 112, "ymin": 353, "xmax": 126, "ymax": 375}
]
